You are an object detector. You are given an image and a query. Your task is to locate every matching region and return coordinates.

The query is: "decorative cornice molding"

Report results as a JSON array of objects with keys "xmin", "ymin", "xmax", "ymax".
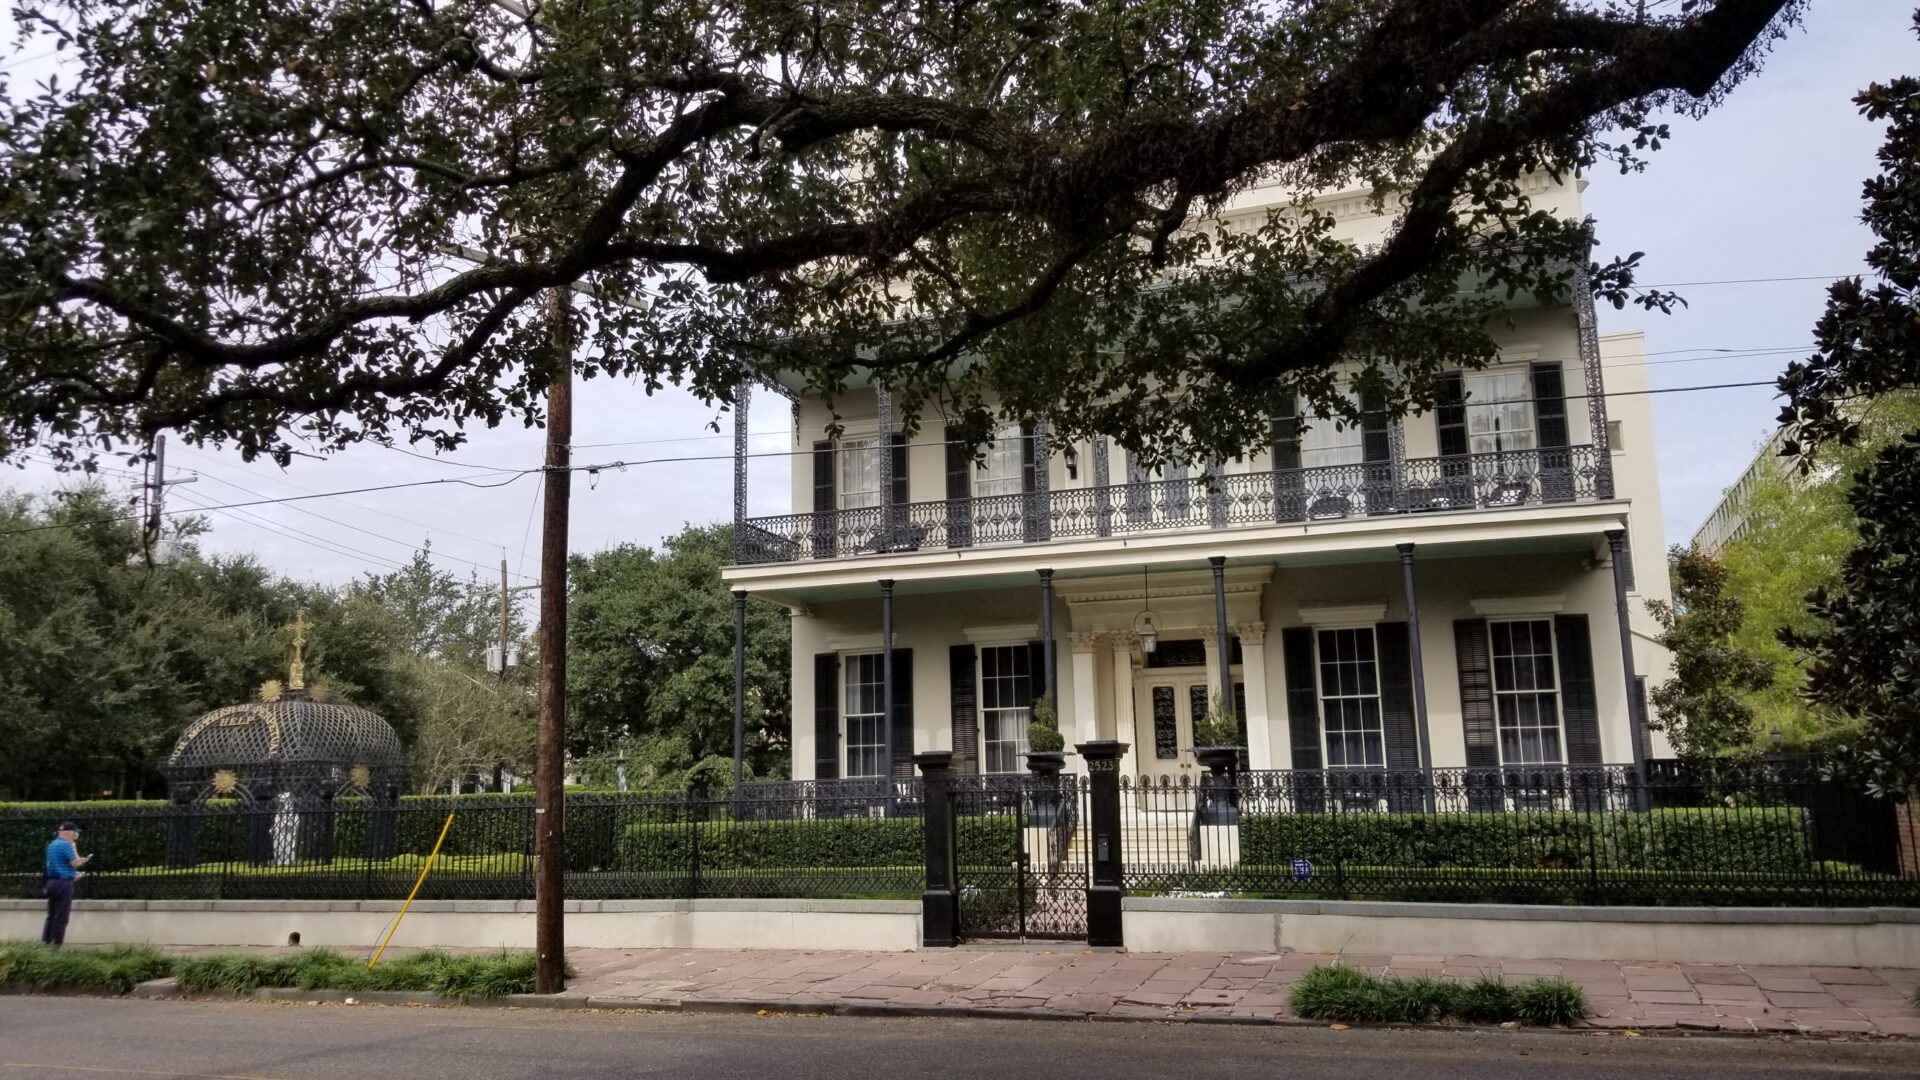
[
  {"xmin": 1297, "ymin": 601, "xmax": 1389, "ymax": 626},
  {"xmin": 962, "ymin": 623, "xmax": 1039, "ymax": 644},
  {"xmin": 1471, "ymin": 595, "xmax": 1567, "ymax": 617}
]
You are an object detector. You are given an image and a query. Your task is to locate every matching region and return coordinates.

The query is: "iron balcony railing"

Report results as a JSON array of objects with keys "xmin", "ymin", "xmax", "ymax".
[{"xmin": 736, "ymin": 445, "xmax": 1606, "ymax": 564}]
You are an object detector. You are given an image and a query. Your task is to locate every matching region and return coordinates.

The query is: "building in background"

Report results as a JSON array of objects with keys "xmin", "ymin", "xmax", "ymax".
[
  {"xmin": 1691, "ymin": 428, "xmax": 1793, "ymax": 554},
  {"xmin": 721, "ymin": 173, "xmax": 1674, "ymax": 794}
]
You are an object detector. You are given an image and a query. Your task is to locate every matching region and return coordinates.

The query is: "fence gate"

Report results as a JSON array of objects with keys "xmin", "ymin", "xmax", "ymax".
[{"xmin": 952, "ymin": 773, "xmax": 1090, "ymax": 940}]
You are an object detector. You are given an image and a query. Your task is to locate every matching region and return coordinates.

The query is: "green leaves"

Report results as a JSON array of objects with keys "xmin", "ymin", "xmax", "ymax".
[
  {"xmin": 1646, "ymin": 546, "xmax": 1775, "ymax": 763},
  {"xmin": 2, "ymin": 0, "xmax": 1801, "ymax": 468}
]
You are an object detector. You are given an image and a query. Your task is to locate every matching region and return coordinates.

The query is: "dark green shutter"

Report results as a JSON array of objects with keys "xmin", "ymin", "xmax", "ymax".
[
  {"xmin": 1281, "ymin": 627, "xmax": 1322, "ymax": 770},
  {"xmin": 889, "ymin": 432, "xmax": 909, "ymax": 507},
  {"xmin": 949, "ymin": 644, "xmax": 978, "ymax": 775},
  {"xmin": 1272, "ymin": 397, "xmax": 1302, "ymax": 523},
  {"xmin": 1375, "ymin": 621, "xmax": 1420, "ymax": 770},
  {"xmin": 1454, "ymin": 618, "xmax": 1496, "ymax": 767},
  {"xmin": 1554, "ymin": 614, "xmax": 1602, "ymax": 765},
  {"xmin": 945, "ymin": 426, "xmax": 973, "ymax": 549},
  {"xmin": 811, "ymin": 440, "xmax": 837, "ymax": 558},
  {"xmin": 889, "ymin": 648, "xmax": 915, "ymax": 779},
  {"xmin": 1531, "ymin": 362, "xmax": 1574, "ymax": 502},
  {"xmin": 1436, "ymin": 374, "xmax": 1468, "ymax": 457},
  {"xmin": 813, "ymin": 652, "xmax": 840, "ymax": 779},
  {"xmin": 1361, "ymin": 389, "xmax": 1393, "ymax": 515}
]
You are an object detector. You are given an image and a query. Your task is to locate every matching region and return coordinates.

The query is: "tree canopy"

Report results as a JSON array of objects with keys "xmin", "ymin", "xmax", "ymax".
[
  {"xmin": 1774, "ymin": 20, "xmax": 1920, "ymax": 791},
  {"xmin": 568, "ymin": 524, "xmax": 791, "ymax": 787},
  {"xmin": 1646, "ymin": 545, "xmax": 1773, "ymax": 764},
  {"xmin": 2, "ymin": 0, "xmax": 1804, "ymax": 468}
]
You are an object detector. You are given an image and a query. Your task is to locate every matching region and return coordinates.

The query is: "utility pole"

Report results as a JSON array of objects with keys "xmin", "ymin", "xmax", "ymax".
[
  {"xmin": 141, "ymin": 433, "xmax": 196, "ymax": 561},
  {"xmin": 488, "ymin": 558, "xmax": 536, "ymax": 678},
  {"xmin": 534, "ymin": 285, "xmax": 573, "ymax": 995}
]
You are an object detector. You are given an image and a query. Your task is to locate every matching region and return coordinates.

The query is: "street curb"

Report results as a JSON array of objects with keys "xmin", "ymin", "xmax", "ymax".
[{"xmin": 15, "ymin": 984, "xmax": 1912, "ymax": 1039}]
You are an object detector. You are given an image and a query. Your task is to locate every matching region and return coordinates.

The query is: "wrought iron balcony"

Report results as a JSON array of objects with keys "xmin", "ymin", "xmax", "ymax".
[{"xmin": 735, "ymin": 445, "xmax": 1607, "ymax": 565}]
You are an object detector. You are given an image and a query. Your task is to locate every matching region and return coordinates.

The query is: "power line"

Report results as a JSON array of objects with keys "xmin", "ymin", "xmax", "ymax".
[
  {"xmin": 169, "ymin": 487, "xmax": 416, "ymax": 575},
  {"xmin": 175, "ymin": 454, "xmax": 535, "ymax": 582},
  {"xmin": 0, "ymin": 374, "xmax": 1794, "ymax": 539},
  {"xmin": 184, "ymin": 467, "xmax": 540, "ymax": 583},
  {"xmin": 1628, "ymin": 274, "xmax": 1862, "ymax": 288}
]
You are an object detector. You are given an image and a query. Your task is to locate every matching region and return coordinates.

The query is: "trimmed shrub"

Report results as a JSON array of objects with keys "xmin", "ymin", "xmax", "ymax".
[
  {"xmin": 173, "ymin": 947, "xmax": 554, "ymax": 999},
  {"xmin": 1454, "ymin": 974, "xmax": 1520, "ymax": 1023},
  {"xmin": 617, "ymin": 814, "xmax": 1017, "ymax": 873},
  {"xmin": 1241, "ymin": 807, "xmax": 1812, "ymax": 874}
]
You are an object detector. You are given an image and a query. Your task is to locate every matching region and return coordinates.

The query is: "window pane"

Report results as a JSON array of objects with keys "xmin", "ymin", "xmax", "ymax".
[
  {"xmin": 978, "ymin": 425, "xmax": 1025, "ymax": 498},
  {"xmin": 1489, "ymin": 620, "xmax": 1562, "ymax": 765},
  {"xmin": 843, "ymin": 652, "xmax": 887, "ymax": 777},
  {"xmin": 979, "ymin": 644, "xmax": 1032, "ymax": 773},
  {"xmin": 841, "ymin": 439, "xmax": 881, "ymax": 509}
]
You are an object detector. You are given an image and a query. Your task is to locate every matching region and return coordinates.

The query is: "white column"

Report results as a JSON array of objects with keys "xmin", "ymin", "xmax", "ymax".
[
  {"xmin": 1236, "ymin": 622, "xmax": 1273, "ymax": 770},
  {"xmin": 1069, "ymin": 632, "xmax": 1102, "ymax": 772},
  {"xmin": 1110, "ymin": 631, "xmax": 1140, "ymax": 777}
]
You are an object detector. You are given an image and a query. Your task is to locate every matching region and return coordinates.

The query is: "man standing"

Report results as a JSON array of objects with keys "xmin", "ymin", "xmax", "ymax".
[{"xmin": 42, "ymin": 821, "xmax": 89, "ymax": 947}]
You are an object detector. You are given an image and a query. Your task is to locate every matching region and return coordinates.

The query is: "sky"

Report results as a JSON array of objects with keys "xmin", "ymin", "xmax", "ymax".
[{"xmin": 2, "ymin": 0, "xmax": 1912, "ymax": 593}]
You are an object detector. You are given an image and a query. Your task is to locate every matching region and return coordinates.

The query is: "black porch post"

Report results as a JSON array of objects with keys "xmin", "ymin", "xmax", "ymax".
[
  {"xmin": 1607, "ymin": 530, "xmax": 1649, "ymax": 811},
  {"xmin": 881, "ymin": 578, "xmax": 896, "ymax": 782},
  {"xmin": 1077, "ymin": 740, "xmax": 1127, "ymax": 946},
  {"xmin": 1396, "ymin": 544, "xmax": 1434, "ymax": 770},
  {"xmin": 1038, "ymin": 569, "xmax": 1056, "ymax": 699},
  {"xmin": 732, "ymin": 589, "xmax": 748, "ymax": 788},
  {"xmin": 914, "ymin": 750, "xmax": 959, "ymax": 946},
  {"xmin": 1209, "ymin": 556, "xmax": 1232, "ymax": 708}
]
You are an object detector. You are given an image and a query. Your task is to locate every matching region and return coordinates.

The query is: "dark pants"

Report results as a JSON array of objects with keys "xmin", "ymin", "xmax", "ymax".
[{"xmin": 42, "ymin": 877, "xmax": 74, "ymax": 946}]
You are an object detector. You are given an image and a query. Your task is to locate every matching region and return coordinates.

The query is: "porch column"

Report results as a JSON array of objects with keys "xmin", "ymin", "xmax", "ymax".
[
  {"xmin": 1607, "ymin": 529, "xmax": 1649, "ymax": 810},
  {"xmin": 1209, "ymin": 555, "xmax": 1232, "ymax": 711},
  {"xmin": 732, "ymin": 589, "xmax": 748, "ymax": 788},
  {"xmin": 1396, "ymin": 543, "xmax": 1434, "ymax": 771},
  {"xmin": 1038, "ymin": 568, "xmax": 1057, "ymax": 700},
  {"xmin": 732, "ymin": 383, "xmax": 751, "ymax": 561},
  {"xmin": 1199, "ymin": 625, "xmax": 1224, "ymax": 702},
  {"xmin": 880, "ymin": 578, "xmax": 895, "ymax": 781},
  {"xmin": 1070, "ymin": 633, "xmax": 1102, "ymax": 759},
  {"xmin": 1236, "ymin": 623, "xmax": 1273, "ymax": 769},
  {"xmin": 1110, "ymin": 632, "xmax": 1140, "ymax": 778}
]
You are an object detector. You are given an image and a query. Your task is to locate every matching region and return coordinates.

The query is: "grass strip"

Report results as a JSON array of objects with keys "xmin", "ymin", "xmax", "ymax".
[
  {"xmin": 0, "ymin": 941, "xmax": 174, "ymax": 994},
  {"xmin": 174, "ymin": 947, "xmax": 562, "ymax": 1000},
  {"xmin": 1289, "ymin": 963, "xmax": 1587, "ymax": 1027}
]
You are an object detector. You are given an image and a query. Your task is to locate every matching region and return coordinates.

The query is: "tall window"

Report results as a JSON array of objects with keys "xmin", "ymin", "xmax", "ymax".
[
  {"xmin": 1316, "ymin": 627, "xmax": 1384, "ymax": 768},
  {"xmin": 1490, "ymin": 620, "xmax": 1563, "ymax": 765},
  {"xmin": 980, "ymin": 645, "xmax": 1032, "ymax": 773},
  {"xmin": 844, "ymin": 652, "xmax": 887, "ymax": 777},
  {"xmin": 976, "ymin": 425, "xmax": 1025, "ymax": 499},
  {"xmin": 1299, "ymin": 389, "xmax": 1364, "ymax": 471},
  {"xmin": 840, "ymin": 438, "xmax": 882, "ymax": 509},
  {"xmin": 1463, "ymin": 369, "xmax": 1535, "ymax": 455}
]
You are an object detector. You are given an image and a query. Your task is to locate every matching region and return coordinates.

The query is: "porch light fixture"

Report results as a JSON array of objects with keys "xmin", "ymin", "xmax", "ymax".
[{"xmin": 1133, "ymin": 565, "xmax": 1160, "ymax": 653}]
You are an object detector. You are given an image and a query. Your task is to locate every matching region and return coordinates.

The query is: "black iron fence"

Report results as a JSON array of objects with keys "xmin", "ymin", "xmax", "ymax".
[
  {"xmin": 2, "ymin": 782, "xmax": 948, "ymax": 902},
  {"xmin": 1122, "ymin": 764, "xmax": 1919, "ymax": 906},
  {"xmin": 7, "ymin": 762, "xmax": 1914, "ymax": 913},
  {"xmin": 736, "ymin": 446, "xmax": 1606, "ymax": 563}
]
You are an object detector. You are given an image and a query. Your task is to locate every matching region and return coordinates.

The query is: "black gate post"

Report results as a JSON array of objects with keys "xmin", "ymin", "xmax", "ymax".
[
  {"xmin": 166, "ymin": 788, "xmax": 197, "ymax": 869},
  {"xmin": 915, "ymin": 751, "xmax": 960, "ymax": 947},
  {"xmin": 1077, "ymin": 740, "xmax": 1127, "ymax": 947}
]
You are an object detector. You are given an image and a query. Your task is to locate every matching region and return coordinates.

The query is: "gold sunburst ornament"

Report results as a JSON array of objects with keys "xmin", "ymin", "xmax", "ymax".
[
  {"xmin": 260, "ymin": 679, "xmax": 283, "ymax": 702},
  {"xmin": 211, "ymin": 769, "xmax": 239, "ymax": 796},
  {"xmin": 350, "ymin": 764, "xmax": 371, "ymax": 789}
]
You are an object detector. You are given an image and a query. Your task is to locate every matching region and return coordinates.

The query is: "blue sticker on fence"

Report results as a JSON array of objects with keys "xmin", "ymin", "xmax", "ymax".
[{"xmin": 1291, "ymin": 859, "xmax": 1313, "ymax": 881}]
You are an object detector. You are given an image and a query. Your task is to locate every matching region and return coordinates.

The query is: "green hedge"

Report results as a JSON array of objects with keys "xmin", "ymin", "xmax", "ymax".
[
  {"xmin": 618, "ymin": 815, "xmax": 1017, "ymax": 873},
  {"xmin": 1239, "ymin": 807, "xmax": 1812, "ymax": 874}
]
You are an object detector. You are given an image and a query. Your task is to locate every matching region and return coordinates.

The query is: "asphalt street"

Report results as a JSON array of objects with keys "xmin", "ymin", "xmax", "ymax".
[{"xmin": 1, "ymin": 997, "xmax": 1914, "ymax": 1080}]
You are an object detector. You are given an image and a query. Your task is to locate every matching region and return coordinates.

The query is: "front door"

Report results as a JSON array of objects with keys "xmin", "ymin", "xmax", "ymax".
[{"xmin": 1133, "ymin": 671, "xmax": 1210, "ymax": 782}]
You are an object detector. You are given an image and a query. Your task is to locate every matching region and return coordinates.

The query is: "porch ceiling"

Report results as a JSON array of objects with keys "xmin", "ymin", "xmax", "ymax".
[{"xmin": 726, "ymin": 504, "xmax": 1620, "ymax": 609}]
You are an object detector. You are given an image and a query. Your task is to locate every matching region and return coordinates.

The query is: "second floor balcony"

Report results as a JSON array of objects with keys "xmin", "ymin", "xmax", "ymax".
[{"xmin": 736, "ymin": 445, "xmax": 1610, "ymax": 565}]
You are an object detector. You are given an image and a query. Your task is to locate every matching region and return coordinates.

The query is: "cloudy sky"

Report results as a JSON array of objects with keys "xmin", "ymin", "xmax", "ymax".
[{"xmin": 4, "ymin": 0, "xmax": 1909, "ymax": 594}]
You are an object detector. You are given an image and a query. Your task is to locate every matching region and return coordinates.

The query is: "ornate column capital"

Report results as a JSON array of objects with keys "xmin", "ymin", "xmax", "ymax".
[
  {"xmin": 1234, "ymin": 621, "xmax": 1266, "ymax": 647},
  {"xmin": 1069, "ymin": 631, "xmax": 1105, "ymax": 655},
  {"xmin": 1197, "ymin": 625, "xmax": 1221, "ymax": 648}
]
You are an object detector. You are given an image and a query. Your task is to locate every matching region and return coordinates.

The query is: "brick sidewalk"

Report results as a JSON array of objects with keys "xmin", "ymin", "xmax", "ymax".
[{"xmin": 553, "ymin": 946, "xmax": 1920, "ymax": 1036}]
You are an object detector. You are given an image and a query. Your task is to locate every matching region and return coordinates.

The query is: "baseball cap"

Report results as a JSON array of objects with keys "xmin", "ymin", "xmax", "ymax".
[{"xmin": 56, "ymin": 821, "xmax": 79, "ymax": 832}]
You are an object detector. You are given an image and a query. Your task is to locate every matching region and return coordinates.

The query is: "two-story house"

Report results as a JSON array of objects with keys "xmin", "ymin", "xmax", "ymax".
[{"xmin": 720, "ymin": 173, "xmax": 1673, "ymax": 791}]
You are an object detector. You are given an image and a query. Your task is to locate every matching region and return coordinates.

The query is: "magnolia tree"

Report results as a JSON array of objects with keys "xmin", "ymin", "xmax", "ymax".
[{"xmin": 1, "ymin": 0, "xmax": 1805, "ymax": 465}]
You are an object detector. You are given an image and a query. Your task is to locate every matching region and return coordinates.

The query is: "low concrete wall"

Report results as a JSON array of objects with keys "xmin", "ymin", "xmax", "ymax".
[
  {"xmin": 1122, "ymin": 898, "xmax": 1920, "ymax": 967},
  {"xmin": 0, "ymin": 898, "xmax": 922, "ymax": 952}
]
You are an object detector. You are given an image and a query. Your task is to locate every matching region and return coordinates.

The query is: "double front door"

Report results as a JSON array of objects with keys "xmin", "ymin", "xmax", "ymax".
[{"xmin": 1132, "ymin": 670, "xmax": 1221, "ymax": 782}]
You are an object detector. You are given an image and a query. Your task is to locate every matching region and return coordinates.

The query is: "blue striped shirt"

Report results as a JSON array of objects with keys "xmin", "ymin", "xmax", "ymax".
[{"xmin": 45, "ymin": 837, "xmax": 78, "ymax": 879}]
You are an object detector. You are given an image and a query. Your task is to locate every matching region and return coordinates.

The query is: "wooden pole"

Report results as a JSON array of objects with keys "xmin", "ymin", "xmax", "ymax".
[{"xmin": 534, "ymin": 286, "xmax": 573, "ymax": 994}]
